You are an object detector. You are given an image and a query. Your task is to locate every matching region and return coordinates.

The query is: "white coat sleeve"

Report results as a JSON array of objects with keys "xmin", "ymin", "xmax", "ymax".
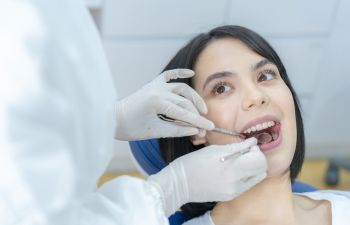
[
  {"xmin": 0, "ymin": 0, "xmax": 168, "ymax": 224},
  {"xmin": 79, "ymin": 176, "xmax": 168, "ymax": 225}
]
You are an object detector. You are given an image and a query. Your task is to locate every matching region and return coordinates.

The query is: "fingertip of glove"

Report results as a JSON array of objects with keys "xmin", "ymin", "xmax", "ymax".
[
  {"xmin": 202, "ymin": 121, "xmax": 215, "ymax": 132},
  {"xmin": 197, "ymin": 101, "xmax": 208, "ymax": 114},
  {"xmin": 163, "ymin": 69, "xmax": 194, "ymax": 82},
  {"xmin": 208, "ymin": 121, "xmax": 215, "ymax": 130},
  {"xmin": 258, "ymin": 172, "xmax": 268, "ymax": 182},
  {"xmin": 198, "ymin": 118, "xmax": 215, "ymax": 131},
  {"xmin": 181, "ymin": 128, "xmax": 199, "ymax": 137},
  {"xmin": 180, "ymin": 69, "xmax": 195, "ymax": 77},
  {"xmin": 244, "ymin": 137, "xmax": 258, "ymax": 146},
  {"xmin": 249, "ymin": 145, "xmax": 260, "ymax": 152},
  {"xmin": 197, "ymin": 129, "xmax": 206, "ymax": 137},
  {"xmin": 173, "ymin": 69, "xmax": 194, "ymax": 78}
]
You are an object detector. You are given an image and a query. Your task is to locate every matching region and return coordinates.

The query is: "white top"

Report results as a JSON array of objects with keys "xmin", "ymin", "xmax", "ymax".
[{"xmin": 183, "ymin": 190, "xmax": 350, "ymax": 225}]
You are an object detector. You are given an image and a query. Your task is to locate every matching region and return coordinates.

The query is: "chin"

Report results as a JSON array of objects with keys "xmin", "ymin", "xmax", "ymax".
[{"xmin": 265, "ymin": 153, "xmax": 293, "ymax": 179}]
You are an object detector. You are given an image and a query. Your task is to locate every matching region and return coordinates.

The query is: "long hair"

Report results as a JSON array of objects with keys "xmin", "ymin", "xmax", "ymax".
[{"xmin": 158, "ymin": 25, "xmax": 305, "ymax": 217}]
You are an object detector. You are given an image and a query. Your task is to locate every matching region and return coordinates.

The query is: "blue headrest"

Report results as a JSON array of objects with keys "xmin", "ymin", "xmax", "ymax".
[
  {"xmin": 129, "ymin": 139, "xmax": 167, "ymax": 175},
  {"xmin": 291, "ymin": 181, "xmax": 317, "ymax": 192}
]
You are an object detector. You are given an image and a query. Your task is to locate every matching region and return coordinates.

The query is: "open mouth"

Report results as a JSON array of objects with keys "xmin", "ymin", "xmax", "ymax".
[{"xmin": 241, "ymin": 121, "xmax": 282, "ymax": 151}]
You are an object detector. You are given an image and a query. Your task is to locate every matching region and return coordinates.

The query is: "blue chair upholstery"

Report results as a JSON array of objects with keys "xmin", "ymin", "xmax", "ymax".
[
  {"xmin": 292, "ymin": 180, "xmax": 317, "ymax": 193},
  {"xmin": 129, "ymin": 139, "xmax": 167, "ymax": 175},
  {"xmin": 169, "ymin": 212, "xmax": 191, "ymax": 225},
  {"xmin": 129, "ymin": 139, "xmax": 317, "ymax": 225}
]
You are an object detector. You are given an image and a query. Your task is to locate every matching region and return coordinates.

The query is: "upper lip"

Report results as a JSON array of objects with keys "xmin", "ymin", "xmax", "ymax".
[{"xmin": 239, "ymin": 115, "xmax": 280, "ymax": 133}]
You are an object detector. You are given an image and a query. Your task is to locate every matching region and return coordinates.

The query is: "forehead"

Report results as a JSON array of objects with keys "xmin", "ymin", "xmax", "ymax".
[{"xmin": 193, "ymin": 38, "xmax": 265, "ymax": 88}]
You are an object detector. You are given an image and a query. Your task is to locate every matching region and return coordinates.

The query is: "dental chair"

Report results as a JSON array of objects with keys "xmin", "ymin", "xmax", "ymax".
[{"xmin": 129, "ymin": 139, "xmax": 317, "ymax": 225}]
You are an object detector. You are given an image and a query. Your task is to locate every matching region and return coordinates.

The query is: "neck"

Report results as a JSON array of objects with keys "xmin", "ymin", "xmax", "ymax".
[{"xmin": 211, "ymin": 172, "xmax": 299, "ymax": 225}]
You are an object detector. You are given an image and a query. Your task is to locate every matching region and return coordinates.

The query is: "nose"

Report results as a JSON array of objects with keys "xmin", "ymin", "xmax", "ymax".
[{"xmin": 241, "ymin": 84, "xmax": 269, "ymax": 111}]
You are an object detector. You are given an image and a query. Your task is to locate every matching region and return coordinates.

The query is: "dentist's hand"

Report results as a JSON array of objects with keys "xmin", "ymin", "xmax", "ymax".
[
  {"xmin": 115, "ymin": 69, "xmax": 214, "ymax": 141},
  {"xmin": 147, "ymin": 138, "xmax": 267, "ymax": 216}
]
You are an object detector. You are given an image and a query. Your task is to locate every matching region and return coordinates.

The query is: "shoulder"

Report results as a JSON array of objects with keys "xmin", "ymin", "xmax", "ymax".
[
  {"xmin": 297, "ymin": 190, "xmax": 350, "ymax": 207},
  {"xmin": 297, "ymin": 190, "xmax": 350, "ymax": 224}
]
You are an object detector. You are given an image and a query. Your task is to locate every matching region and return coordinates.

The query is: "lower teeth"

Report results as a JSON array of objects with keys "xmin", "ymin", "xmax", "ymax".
[{"xmin": 272, "ymin": 132, "xmax": 278, "ymax": 140}]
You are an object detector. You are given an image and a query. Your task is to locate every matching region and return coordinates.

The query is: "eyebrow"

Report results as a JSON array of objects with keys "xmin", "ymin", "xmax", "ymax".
[
  {"xmin": 202, "ymin": 71, "xmax": 236, "ymax": 91},
  {"xmin": 252, "ymin": 59, "xmax": 274, "ymax": 71},
  {"xmin": 202, "ymin": 59, "xmax": 275, "ymax": 91}
]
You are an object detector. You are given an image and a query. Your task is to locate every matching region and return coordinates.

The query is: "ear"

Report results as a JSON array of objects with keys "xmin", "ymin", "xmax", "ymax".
[{"xmin": 191, "ymin": 134, "xmax": 208, "ymax": 146}]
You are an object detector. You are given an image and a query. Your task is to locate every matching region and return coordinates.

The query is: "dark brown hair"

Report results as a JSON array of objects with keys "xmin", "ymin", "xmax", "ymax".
[{"xmin": 159, "ymin": 25, "xmax": 305, "ymax": 217}]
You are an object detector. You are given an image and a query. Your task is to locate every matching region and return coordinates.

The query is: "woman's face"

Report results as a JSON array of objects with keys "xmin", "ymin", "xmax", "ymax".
[{"xmin": 192, "ymin": 38, "xmax": 297, "ymax": 177}]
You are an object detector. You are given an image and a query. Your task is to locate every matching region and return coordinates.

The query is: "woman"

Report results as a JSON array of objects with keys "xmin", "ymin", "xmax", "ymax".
[{"xmin": 159, "ymin": 25, "xmax": 350, "ymax": 225}]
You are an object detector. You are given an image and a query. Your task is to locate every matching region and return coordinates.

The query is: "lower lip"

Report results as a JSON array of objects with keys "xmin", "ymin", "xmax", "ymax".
[{"xmin": 259, "ymin": 123, "xmax": 282, "ymax": 152}]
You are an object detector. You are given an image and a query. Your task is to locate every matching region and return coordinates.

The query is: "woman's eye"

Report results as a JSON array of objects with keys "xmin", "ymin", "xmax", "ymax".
[
  {"xmin": 212, "ymin": 82, "xmax": 232, "ymax": 95},
  {"xmin": 258, "ymin": 70, "xmax": 276, "ymax": 82}
]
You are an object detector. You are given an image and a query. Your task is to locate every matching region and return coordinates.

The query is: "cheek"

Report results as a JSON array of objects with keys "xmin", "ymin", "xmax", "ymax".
[
  {"xmin": 204, "ymin": 99, "xmax": 241, "ymax": 145},
  {"xmin": 283, "ymin": 88, "xmax": 297, "ymax": 148},
  {"xmin": 288, "ymin": 104, "xmax": 297, "ymax": 160},
  {"xmin": 264, "ymin": 86, "xmax": 298, "ymax": 177},
  {"xmin": 272, "ymin": 84, "xmax": 297, "ymax": 145},
  {"xmin": 205, "ymin": 100, "xmax": 229, "ymax": 126},
  {"xmin": 274, "ymin": 86, "xmax": 297, "ymax": 155}
]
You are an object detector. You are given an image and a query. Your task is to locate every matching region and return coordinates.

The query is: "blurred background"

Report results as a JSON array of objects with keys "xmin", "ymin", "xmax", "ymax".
[{"xmin": 85, "ymin": 0, "xmax": 350, "ymax": 190}]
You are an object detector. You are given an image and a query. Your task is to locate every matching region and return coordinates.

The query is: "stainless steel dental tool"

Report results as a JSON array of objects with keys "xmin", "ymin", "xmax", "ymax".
[
  {"xmin": 157, "ymin": 114, "xmax": 241, "ymax": 137},
  {"xmin": 211, "ymin": 127, "xmax": 241, "ymax": 137},
  {"xmin": 219, "ymin": 148, "xmax": 250, "ymax": 162},
  {"xmin": 157, "ymin": 114, "xmax": 248, "ymax": 162}
]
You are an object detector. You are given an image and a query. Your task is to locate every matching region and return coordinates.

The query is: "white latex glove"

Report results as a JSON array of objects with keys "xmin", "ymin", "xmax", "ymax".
[
  {"xmin": 147, "ymin": 138, "xmax": 267, "ymax": 216},
  {"xmin": 115, "ymin": 69, "xmax": 215, "ymax": 141}
]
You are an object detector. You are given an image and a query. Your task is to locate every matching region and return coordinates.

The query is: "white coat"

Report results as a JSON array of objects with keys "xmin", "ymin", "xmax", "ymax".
[{"xmin": 0, "ymin": 0, "xmax": 168, "ymax": 224}]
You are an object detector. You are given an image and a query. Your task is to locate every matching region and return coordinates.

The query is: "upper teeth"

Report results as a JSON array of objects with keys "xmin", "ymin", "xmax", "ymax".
[{"xmin": 243, "ymin": 121, "xmax": 275, "ymax": 134}]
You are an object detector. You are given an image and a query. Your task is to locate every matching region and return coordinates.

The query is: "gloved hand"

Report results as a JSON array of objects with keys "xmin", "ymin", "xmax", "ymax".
[
  {"xmin": 147, "ymin": 138, "xmax": 267, "ymax": 216},
  {"xmin": 114, "ymin": 69, "xmax": 214, "ymax": 141}
]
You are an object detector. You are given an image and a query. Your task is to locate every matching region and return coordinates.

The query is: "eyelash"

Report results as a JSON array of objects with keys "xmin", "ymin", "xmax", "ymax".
[
  {"xmin": 258, "ymin": 69, "xmax": 277, "ymax": 82},
  {"xmin": 210, "ymin": 69, "xmax": 278, "ymax": 96},
  {"xmin": 211, "ymin": 82, "xmax": 233, "ymax": 96}
]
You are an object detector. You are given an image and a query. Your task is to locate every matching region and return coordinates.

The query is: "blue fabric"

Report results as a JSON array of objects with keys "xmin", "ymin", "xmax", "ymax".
[
  {"xmin": 129, "ymin": 139, "xmax": 167, "ymax": 175},
  {"xmin": 169, "ymin": 212, "xmax": 191, "ymax": 225},
  {"xmin": 291, "ymin": 181, "xmax": 318, "ymax": 193}
]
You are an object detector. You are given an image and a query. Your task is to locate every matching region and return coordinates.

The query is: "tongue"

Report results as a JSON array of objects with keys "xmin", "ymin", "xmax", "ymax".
[{"xmin": 255, "ymin": 132, "xmax": 272, "ymax": 144}]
